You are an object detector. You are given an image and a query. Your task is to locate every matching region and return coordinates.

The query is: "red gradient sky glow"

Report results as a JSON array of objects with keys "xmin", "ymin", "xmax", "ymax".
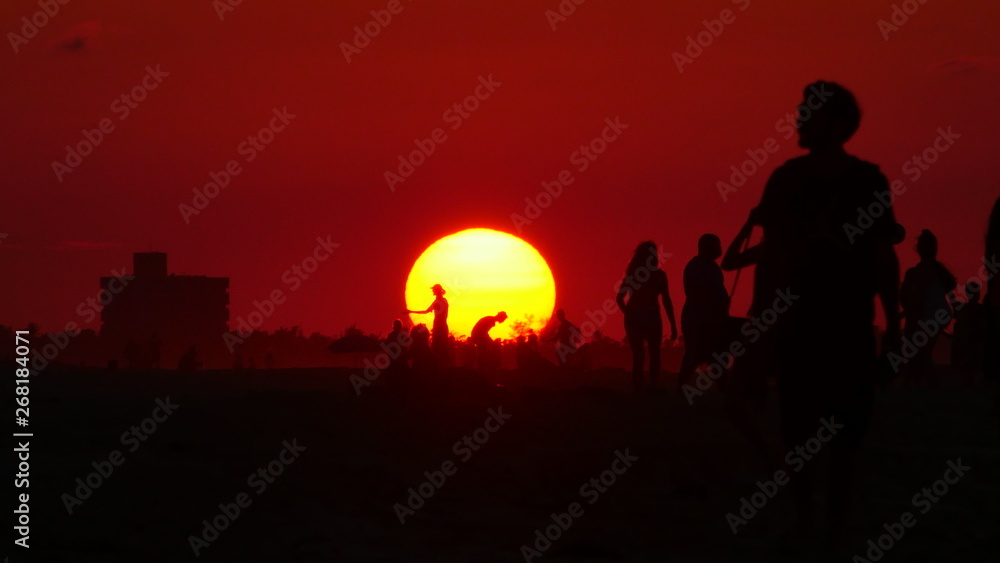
[{"xmin": 2, "ymin": 0, "xmax": 998, "ymax": 339}]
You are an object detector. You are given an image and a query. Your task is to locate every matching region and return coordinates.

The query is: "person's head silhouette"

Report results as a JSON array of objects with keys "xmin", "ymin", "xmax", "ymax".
[
  {"xmin": 411, "ymin": 323, "xmax": 429, "ymax": 341},
  {"xmin": 431, "ymin": 283, "xmax": 445, "ymax": 297},
  {"xmin": 392, "ymin": 319, "xmax": 403, "ymax": 331},
  {"xmin": 697, "ymin": 234, "xmax": 722, "ymax": 260},
  {"xmin": 555, "ymin": 309, "xmax": 566, "ymax": 322},
  {"xmin": 917, "ymin": 229, "xmax": 938, "ymax": 261},
  {"xmin": 797, "ymin": 81, "xmax": 861, "ymax": 152},
  {"xmin": 496, "ymin": 311, "xmax": 508, "ymax": 323},
  {"xmin": 627, "ymin": 241, "xmax": 659, "ymax": 276}
]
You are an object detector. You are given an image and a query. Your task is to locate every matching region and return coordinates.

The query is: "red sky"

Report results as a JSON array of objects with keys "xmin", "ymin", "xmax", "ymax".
[{"xmin": 2, "ymin": 0, "xmax": 998, "ymax": 339}]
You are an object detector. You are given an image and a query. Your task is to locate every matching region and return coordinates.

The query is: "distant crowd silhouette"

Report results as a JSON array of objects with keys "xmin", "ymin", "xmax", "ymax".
[{"xmin": 377, "ymin": 81, "xmax": 1000, "ymax": 549}]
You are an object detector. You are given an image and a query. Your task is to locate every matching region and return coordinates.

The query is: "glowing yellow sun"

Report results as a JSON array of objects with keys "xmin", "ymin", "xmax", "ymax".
[{"xmin": 405, "ymin": 228, "xmax": 556, "ymax": 340}]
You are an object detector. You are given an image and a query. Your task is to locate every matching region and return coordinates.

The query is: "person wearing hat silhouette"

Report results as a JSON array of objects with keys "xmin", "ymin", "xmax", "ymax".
[
  {"xmin": 471, "ymin": 311, "xmax": 507, "ymax": 370},
  {"xmin": 406, "ymin": 284, "xmax": 450, "ymax": 365}
]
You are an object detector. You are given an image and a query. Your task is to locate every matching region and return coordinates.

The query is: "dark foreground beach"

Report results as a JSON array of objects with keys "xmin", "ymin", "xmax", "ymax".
[{"xmin": 20, "ymin": 365, "xmax": 999, "ymax": 562}]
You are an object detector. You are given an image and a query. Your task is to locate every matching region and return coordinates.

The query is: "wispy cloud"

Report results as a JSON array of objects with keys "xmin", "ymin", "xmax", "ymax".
[{"xmin": 925, "ymin": 55, "xmax": 999, "ymax": 75}]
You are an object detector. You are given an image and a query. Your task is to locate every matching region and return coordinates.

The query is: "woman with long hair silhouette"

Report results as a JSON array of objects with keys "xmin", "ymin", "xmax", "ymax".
[{"xmin": 616, "ymin": 241, "xmax": 677, "ymax": 390}]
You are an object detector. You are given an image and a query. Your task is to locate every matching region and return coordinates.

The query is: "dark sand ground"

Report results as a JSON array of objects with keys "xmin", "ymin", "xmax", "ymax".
[{"xmin": 16, "ymin": 364, "xmax": 1000, "ymax": 562}]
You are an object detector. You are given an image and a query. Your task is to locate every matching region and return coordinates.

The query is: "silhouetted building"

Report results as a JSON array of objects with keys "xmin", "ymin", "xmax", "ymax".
[{"xmin": 100, "ymin": 252, "xmax": 229, "ymax": 367}]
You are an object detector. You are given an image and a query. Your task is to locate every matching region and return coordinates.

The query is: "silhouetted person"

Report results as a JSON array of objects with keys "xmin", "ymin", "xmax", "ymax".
[
  {"xmin": 952, "ymin": 281, "xmax": 987, "ymax": 386},
  {"xmin": 720, "ymin": 205, "xmax": 781, "ymax": 397},
  {"xmin": 544, "ymin": 309, "xmax": 580, "ymax": 366},
  {"xmin": 471, "ymin": 311, "xmax": 508, "ymax": 344},
  {"xmin": 900, "ymin": 229, "xmax": 956, "ymax": 387},
  {"xmin": 987, "ymin": 198, "xmax": 1000, "ymax": 434},
  {"xmin": 407, "ymin": 324, "xmax": 435, "ymax": 372},
  {"xmin": 387, "ymin": 319, "xmax": 408, "ymax": 344},
  {"xmin": 720, "ymin": 208, "xmax": 770, "ymax": 403},
  {"xmin": 751, "ymin": 81, "xmax": 903, "ymax": 548},
  {"xmin": 178, "ymin": 346, "xmax": 201, "ymax": 370},
  {"xmin": 471, "ymin": 312, "xmax": 507, "ymax": 370},
  {"xmin": 985, "ymin": 197, "xmax": 1000, "ymax": 388},
  {"xmin": 516, "ymin": 333, "xmax": 548, "ymax": 370},
  {"xmin": 526, "ymin": 331, "xmax": 539, "ymax": 351},
  {"xmin": 264, "ymin": 349, "xmax": 275, "ymax": 370},
  {"xmin": 616, "ymin": 241, "xmax": 678, "ymax": 390},
  {"xmin": 717, "ymin": 211, "xmax": 783, "ymax": 467},
  {"xmin": 678, "ymin": 234, "xmax": 730, "ymax": 388},
  {"xmin": 406, "ymin": 283, "xmax": 449, "ymax": 366}
]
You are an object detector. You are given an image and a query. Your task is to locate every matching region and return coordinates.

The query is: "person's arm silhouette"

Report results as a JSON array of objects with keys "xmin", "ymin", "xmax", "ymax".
[
  {"xmin": 661, "ymin": 275, "xmax": 678, "ymax": 342},
  {"xmin": 615, "ymin": 281, "xmax": 629, "ymax": 313},
  {"xmin": 541, "ymin": 325, "xmax": 558, "ymax": 342},
  {"xmin": 406, "ymin": 300, "xmax": 437, "ymax": 316},
  {"xmin": 722, "ymin": 209, "xmax": 765, "ymax": 272}
]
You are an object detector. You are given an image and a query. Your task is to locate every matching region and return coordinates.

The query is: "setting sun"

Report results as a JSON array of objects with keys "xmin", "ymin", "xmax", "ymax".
[{"xmin": 405, "ymin": 229, "xmax": 556, "ymax": 340}]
